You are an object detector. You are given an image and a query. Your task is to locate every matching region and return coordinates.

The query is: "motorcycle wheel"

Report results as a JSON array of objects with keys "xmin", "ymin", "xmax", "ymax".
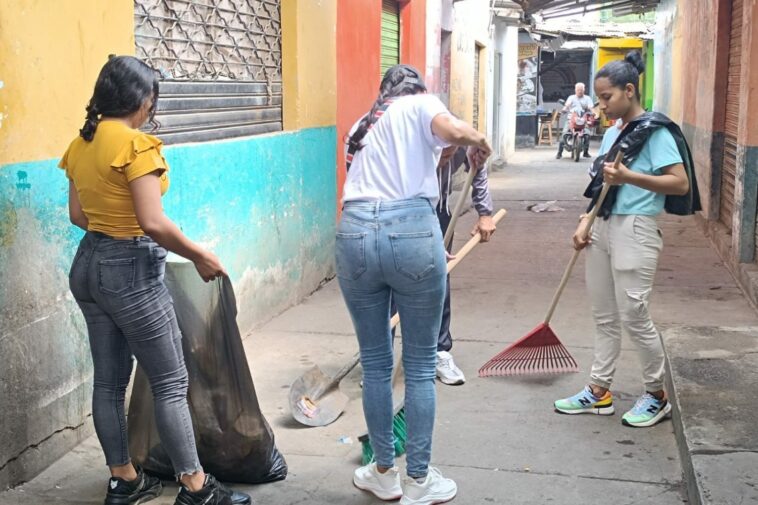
[{"xmin": 573, "ymin": 141, "xmax": 581, "ymax": 162}]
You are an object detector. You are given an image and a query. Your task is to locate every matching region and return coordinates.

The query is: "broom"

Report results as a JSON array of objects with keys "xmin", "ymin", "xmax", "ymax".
[{"xmin": 478, "ymin": 150, "xmax": 624, "ymax": 377}]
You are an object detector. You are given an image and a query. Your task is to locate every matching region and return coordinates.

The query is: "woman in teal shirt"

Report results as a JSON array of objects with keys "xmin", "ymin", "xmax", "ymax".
[{"xmin": 554, "ymin": 51, "xmax": 691, "ymax": 428}]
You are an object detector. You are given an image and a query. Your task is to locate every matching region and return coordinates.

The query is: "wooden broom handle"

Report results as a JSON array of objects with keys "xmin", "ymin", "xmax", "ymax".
[
  {"xmin": 543, "ymin": 150, "xmax": 624, "ymax": 325},
  {"xmin": 446, "ymin": 208, "xmax": 507, "ymax": 271},
  {"xmin": 443, "ymin": 158, "xmax": 480, "ymax": 248},
  {"xmin": 393, "ymin": 207, "xmax": 507, "ymax": 327},
  {"xmin": 390, "ymin": 209, "xmax": 507, "ymax": 328}
]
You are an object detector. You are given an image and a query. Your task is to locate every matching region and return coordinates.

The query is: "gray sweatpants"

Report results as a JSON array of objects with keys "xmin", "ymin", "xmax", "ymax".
[{"xmin": 585, "ymin": 215, "xmax": 666, "ymax": 392}]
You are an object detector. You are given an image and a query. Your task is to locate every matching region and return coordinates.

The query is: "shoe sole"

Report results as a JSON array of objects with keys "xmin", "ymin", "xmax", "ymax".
[
  {"xmin": 554, "ymin": 405, "xmax": 615, "ymax": 415},
  {"xmin": 232, "ymin": 494, "xmax": 253, "ymax": 505},
  {"xmin": 437, "ymin": 376, "xmax": 465, "ymax": 386},
  {"xmin": 400, "ymin": 490, "xmax": 457, "ymax": 505},
  {"xmin": 622, "ymin": 402, "xmax": 672, "ymax": 428},
  {"xmin": 353, "ymin": 480, "xmax": 402, "ymax": 501},
  {"xmin": 105, "ymin": 482, "xmax": 163, "ymax": 505}
]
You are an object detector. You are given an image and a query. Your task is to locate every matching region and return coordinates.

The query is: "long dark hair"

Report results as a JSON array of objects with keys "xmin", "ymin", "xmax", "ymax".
[
  {"xmin": 347, "ymin": 64, "xmax": 427, "ymax": 152},
  {"xmin": 595, "ymin": 50, "xmax": 646, "ymax": 100},
  {"xmin": 80, "ymin": 55, "xmax": 160, "ymax": 141}
]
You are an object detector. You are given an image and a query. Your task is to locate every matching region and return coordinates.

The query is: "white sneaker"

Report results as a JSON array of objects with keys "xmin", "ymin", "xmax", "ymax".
[
  {"xmin": 400, "ymin": 467, "xmax": 457, "ymax": 505},
  {"xmin": 436, "ymin": 351, "xmax": 465, "ymax": 385},
  {"xmin": 353, "ymin": 462, "xmax": 402, "ymax": 500}
]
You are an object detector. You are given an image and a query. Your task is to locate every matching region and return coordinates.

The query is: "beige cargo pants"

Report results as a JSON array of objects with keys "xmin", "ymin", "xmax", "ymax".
[{"xmin": 585, "ymin": 214, "xmax": 665, "ymax": 392}]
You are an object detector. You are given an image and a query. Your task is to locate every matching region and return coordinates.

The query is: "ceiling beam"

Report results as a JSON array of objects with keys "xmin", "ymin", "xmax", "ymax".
[{"xmin": 541, "ymin": 0, "xmax": 653, "ymax": 19}]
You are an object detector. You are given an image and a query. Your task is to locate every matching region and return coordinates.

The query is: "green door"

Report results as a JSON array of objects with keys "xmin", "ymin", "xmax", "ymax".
[{"xmin": 381, "ymin": 0, "xmax": 400, "ymax": 81}]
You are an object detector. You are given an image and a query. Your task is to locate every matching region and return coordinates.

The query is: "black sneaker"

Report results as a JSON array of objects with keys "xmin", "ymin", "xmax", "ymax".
[
  {"xmin": 174, "ymin": 474, "xmax": 252, "ymax": 505},
  {"xmin": 583, "ymin": 152, "xmax": 592, "ymax": 158},
  {"xmin": 104, "ymin": 465, "xmax": 162, "ymax": 505},
  {"xmin": 555, "ymin": 153, "xmax": 562, "ymax": 159}
]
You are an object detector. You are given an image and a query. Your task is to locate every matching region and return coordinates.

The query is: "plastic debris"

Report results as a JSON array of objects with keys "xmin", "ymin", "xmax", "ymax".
[{"xmin": 527, "ymin": 200, "xmax": 565, "ymax": 213}]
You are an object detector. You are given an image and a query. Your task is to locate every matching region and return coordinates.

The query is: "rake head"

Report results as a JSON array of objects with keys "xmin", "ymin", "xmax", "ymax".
[{"xmin": 478, "ymin": 323, "xmax": 579, "ymax": 377}]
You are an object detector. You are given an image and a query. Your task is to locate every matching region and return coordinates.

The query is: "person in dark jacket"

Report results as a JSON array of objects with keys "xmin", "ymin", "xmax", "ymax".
[
  {"xmin": 554, "ymin": 51, "xmax": 699, "ymax": 428},
  {"xmin": 433, "ymin": 146, "xmax": 495, "ymax": 385}
]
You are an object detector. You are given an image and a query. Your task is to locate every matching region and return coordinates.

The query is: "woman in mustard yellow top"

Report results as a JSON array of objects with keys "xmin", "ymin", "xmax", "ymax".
[{"xmin": 61, "ymin": 56, "xmax": 250, "ymax": 505}]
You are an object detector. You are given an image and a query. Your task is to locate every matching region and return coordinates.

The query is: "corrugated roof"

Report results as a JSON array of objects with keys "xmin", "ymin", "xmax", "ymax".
[
  {"xmin": 515, "ymin": 0, "xmax": 659, "ymax": 19},
  {"xmin": 533, "ymin": 18, "xmax": 654, "ymax": 39}
]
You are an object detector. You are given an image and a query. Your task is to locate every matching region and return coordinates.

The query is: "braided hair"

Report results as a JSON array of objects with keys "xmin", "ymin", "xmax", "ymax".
[
  {"xmin": 79, "ymin": 55, "xmax": 160, "ymax": 141},
  {"xmin": 347, "ymin": 64, "xmax": 427, "ymax": 152}
]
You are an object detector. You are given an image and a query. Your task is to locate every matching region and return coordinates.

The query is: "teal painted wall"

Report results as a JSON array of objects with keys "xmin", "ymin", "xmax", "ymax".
[
  {"xmin": 0, "ymin": 126, "xmax": 337, "ymax": 487},
  {"xmin": 162, "ymin": 126, "xmax": 337, "ymax": 329}
]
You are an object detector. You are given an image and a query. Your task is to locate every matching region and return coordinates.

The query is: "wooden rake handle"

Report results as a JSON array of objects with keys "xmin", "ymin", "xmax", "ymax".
[{"xmin": 542, "ymin": 150, "xmax": 624, "ymax": 325}]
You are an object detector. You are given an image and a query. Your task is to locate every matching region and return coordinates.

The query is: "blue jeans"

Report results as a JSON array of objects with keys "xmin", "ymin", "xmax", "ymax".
[
  {"xmin": 69, "ymin": 232, "xmax": 202, "ymax": 477},
  {"xmin": 335, "ymin": 199, "xmax": 447, "ymax": 478}
]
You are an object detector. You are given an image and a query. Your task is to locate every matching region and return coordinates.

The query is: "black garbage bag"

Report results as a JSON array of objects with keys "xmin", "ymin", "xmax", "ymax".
[{"xmin": 127, "ymin": 262, "xmax": 287, "ymax": 484}]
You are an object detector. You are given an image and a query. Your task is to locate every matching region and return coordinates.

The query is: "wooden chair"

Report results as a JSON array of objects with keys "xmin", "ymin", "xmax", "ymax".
[{"xmin": 538, "ymin": 109, "xmax": 560, "ymax": 146}]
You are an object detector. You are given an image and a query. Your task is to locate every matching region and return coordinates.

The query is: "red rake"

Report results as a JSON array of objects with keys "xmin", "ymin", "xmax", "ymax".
[{"xmin": 479, "ymin": 150, "xmax": 625, "ymax": 377}]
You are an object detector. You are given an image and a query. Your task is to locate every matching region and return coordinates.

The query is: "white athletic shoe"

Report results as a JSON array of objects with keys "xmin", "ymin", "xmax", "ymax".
[
  {"xmin": 400, "ymin": 467, "xmax": 457, "ymax": 505},
  {"xmin": 436, "ymin": 351, "xmax": 465, "ymax": 385},
  {"xmin": 353, "ymin": 462, "xmax": 402, "ymax": 501}
]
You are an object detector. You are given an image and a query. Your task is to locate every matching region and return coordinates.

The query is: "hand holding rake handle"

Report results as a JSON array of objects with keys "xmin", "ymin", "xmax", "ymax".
[
  {"xmin": 543, "ymin": 149, "xmax": 625, "ymax": 325},
  {"xmin": 443, "ymin": 156, "xmax": 482, "ymax": 248}
]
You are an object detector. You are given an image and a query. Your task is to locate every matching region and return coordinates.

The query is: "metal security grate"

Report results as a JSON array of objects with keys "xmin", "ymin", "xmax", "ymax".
[
  {"xmin": 134, "ymin": 0, "xmax": 282, "ymax": 144},
  {"xmin": 380, "ymin": 0, "xmax": 400, "ymax": 81}
]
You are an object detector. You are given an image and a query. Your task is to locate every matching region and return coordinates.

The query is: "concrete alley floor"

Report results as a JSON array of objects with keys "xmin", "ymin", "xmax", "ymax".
[{"xmin": 3, "ymin": 146, "xmax": 757, "ymax": 505}]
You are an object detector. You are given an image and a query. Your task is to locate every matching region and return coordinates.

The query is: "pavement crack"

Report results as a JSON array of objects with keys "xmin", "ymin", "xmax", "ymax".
[
  {"xmin": 0, "ymin": 416, "xmax": 91, "ymax": 472},
  {"xmin": 439, "ymin": 463, "xmax": 679, "ymax": 487},
  {"xmin": 690, "ymin": 448, "xmax": 758, "ymax": 456}
]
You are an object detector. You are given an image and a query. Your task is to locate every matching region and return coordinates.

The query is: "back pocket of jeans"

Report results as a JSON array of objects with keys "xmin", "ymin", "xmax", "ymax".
[
  {"xmin": 389, "ymin": 231, "xmax": 436, "ymax": 281},
  {"xmin": 335, "ymin": 232, "xmax": 367, "ymax": 280},
  {"xmin": 98, "ymin": 258, "xmax": 136, "ymax": 295}
]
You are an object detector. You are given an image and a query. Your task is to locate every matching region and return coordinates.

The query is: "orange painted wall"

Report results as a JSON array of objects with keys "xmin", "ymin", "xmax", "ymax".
[
  {"xmin": 400, "ymin": 0, "xmax": 426, "ymax": 73},
  {"xmin": 335, "ymin": 0, "xmax": 428, "ymax": 210},
  {"xmin": 336, "ymin": 0, "xmax": 382, "ymax": 206}
]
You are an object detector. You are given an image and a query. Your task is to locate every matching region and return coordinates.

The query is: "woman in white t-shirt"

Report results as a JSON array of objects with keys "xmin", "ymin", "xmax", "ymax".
[{"xmin": 338, "ymin": 64, "xmax": 490, "ymax": 505}]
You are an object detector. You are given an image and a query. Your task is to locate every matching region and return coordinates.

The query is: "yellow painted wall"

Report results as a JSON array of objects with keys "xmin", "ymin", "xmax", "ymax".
[
  {"xmin": 450, "ymin": 0, "xmax": 489, "ymax": 132},
  {"xmin": 281, "ymin": 0, "xmax": 337, "ymax": 131},
  {"xmin": 597, "ymin": 37, "xmax": 644, "ymax": 70},
  {"xmin": 0, "ymin": 0, "xmax": 134, "ymax": 165}
]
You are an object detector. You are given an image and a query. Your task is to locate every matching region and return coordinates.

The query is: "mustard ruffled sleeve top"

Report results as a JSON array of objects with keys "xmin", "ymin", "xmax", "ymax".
[{"xmin": 59, "ymin": 120, "xmax": 170, "ymax": 237}]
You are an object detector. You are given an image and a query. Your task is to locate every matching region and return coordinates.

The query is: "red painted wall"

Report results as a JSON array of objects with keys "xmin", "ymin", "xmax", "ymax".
[
  {"xmin": 336, "ymin": 0, "xmax": 382, "ymax": 208},
  {"xmin": 400, "ymin": 0, "xmax": 427, "ymax": 74}
]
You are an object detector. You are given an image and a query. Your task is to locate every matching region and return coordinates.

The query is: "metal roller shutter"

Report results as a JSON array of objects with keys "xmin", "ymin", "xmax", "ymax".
[
  {"xmin": 720, "ymin": 0, "xmax": 742, "ymax": 230},
  {"xmin": 134, "ymin": 0, "xmax": 282, "ymax": 145},
  {"xmin": 381, "ymin": 0, "xmax": 400, "ymax": 81}
]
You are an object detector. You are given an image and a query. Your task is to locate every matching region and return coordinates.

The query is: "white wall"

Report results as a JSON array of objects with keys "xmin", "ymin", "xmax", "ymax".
[{"xmin": 488, "ymin": 18, "xmax": 518, "ymax": 161}]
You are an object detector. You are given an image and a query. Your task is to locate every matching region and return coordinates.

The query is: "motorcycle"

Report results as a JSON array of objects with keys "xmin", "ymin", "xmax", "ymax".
[{"xmin": 563, "ymin": 108, "xmax": 595, "ymax": 162}]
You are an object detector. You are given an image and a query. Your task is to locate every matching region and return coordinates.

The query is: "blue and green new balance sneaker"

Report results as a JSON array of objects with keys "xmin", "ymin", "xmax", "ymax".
[
  {"xmin": 621, "ymin": 393, "xmax": 672, "ymax": 427},
  {"xmin": 554, "ymin": 385, "xmax": 615, "ymax": 415}
]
